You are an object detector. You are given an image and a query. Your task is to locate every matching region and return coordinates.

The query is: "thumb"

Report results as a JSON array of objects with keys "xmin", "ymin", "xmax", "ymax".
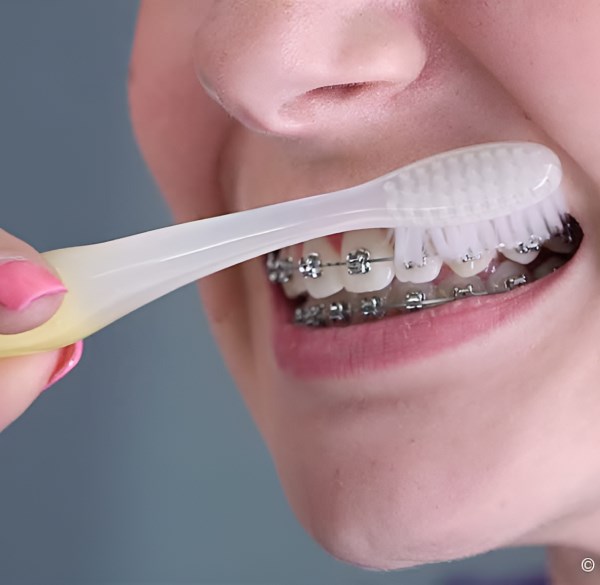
[
  {"xmin": 0, "ymin": 228, "xmax": 82, "ymax": 432},
  {"xmin": 0, "ymin": 228, "xmax": 67, "ymax": 334}
]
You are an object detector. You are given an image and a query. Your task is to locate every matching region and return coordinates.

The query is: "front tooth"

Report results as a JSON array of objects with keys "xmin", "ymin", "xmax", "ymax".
[
  {"xmin": 395, "ymin": 253, "xmax": 443, "ymax": 283},
  {"xmin": 447, "ymin": 250, "xmax": 496, "ymax": 278},
  {"xmin": 302, "ymin": 238, "xmax": 345, "ymax": 299},
  {"xmin": 499, "ymin": 242, "xmax": 540, "ymax": 265},
  {"xmin": 486, "ymin": 260, "xmax": 531, "ymax": 292},
  {"xmin": 533, "ymin": 256, "xmax": 567, "ymax": 279},
  {"xmin": 437, "ymin": 275, "xmax": 485, "ymax": 299},
  {"xmin": 342, "ymin": 229, "xmax": 395, "ymax": 293}
]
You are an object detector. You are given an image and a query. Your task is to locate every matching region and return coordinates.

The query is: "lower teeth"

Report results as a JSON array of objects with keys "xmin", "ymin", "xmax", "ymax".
[
  {"xmin": 292, "ymin": 267, "xmax": 548, "ymax": 327},
  {"xmin": 294, "ymin": 279, "xmax": 513, "ymax": 327}
]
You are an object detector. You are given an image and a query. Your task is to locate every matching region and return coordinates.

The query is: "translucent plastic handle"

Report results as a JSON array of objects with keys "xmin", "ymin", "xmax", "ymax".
[{"xmin": 0, "ymin": 188, "xmax": 391, "ymax": 357}]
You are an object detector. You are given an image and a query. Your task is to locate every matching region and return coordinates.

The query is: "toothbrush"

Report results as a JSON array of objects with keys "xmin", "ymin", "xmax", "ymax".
[{"xmin": 0, "ymin": 141, "xmax": 565, "ymax": 358}]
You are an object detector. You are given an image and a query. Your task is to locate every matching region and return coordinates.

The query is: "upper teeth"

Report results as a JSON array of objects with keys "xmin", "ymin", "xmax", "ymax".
[
  {"xmin": 302, "ymin": 237, "xmax": 345, "ymax": 298},
  {"xmin": 267, "ymin": 223, "xmax": 575, "ymax": 300},
  {"xmin": 499, "ymin": 237, "xmax": 541, "ymax": 264},
  {"xmin": 341, "ymin": 229, "xmax": 395, "ymax": 293},
  {"xmin": 447, "ymin": 249, "xmax": 495, "ymax": 278},
  {"xmin": 395, "ymin": 251, "xmax": 443, "ymax": 283}
]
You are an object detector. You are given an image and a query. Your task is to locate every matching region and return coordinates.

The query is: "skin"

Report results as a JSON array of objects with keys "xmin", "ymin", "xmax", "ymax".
[
  {"xmin": 128, "ymin": 1, "xmax": 600, "ymax": 582},
  {"xmin": 4, "ymin": 0, "xmax": 597, "ymax": 583}
]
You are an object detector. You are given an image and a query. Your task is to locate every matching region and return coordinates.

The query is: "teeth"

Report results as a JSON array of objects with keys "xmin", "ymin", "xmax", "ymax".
[
  {"xmin": 543, "ymin": 233, "xmax": 576, "ymax": 254},
  {"xmin": 295, "ymin": 303, "xmax": 327, "ymax": 327},
  {"xmin": 394, "ymin": 253, "xmax": 443, "ymax": 283},
  {"xmin": 342, "ymin": 229, "xmax": 395, "ymax": 293},
  {"xmin": 322, "ymin": 290, "xmax": 354, "ymax": 324},
  {"xmin": 301, "ymin": 238, "xmax": 345, "ymax": 299},
  {"xmin": 447, "ymin": 250, "xmax": 496, "ymax": 278},
  {"xmin": 389, "ymin": 280, "xmax": 435, "ymax": 302},
  {"xmin": 533, "ymin": 256, "xmax": 567, "ymax": 279},
  {"xmin": 282, "ymin": 270, "xmax": 308, "ymax": 298},
  {"xmin": 437, "ymin": 274, "xmax": 486, "ymax": 299},
  {"xmin": 328, "ymin": 299, "xmax": 352, "ymax": 323},
  {"xmin": 280, "ymin": 246, "xmax": 308, "ymax": 299},
  {"xmin": 389, "ymin": 281, "xmax": 437, "ymax": 310},
  {"xmin": 358, "ymin": 295, "xmax": 386, "ymax": 318},
  {"xmin": 499, "ymin": 239, "xmax": 541, "ymax": 265},
  {"xmin": 274, "ymin": 216, "xmax": 580, "ymax": 327},
  {"xmin": 486, "ymin": 260, "xmax": 531, "ymax": 292}
]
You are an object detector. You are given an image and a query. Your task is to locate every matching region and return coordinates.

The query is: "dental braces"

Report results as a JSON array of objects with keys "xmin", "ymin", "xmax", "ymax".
[
  {"xmin": 292, "ymin": 275, "xmax": 532, "ymax": 327},
  {"xmin": 265, "ymin": 217, "xmax": 578, "ymax": 326},
  {"xmin": 266, "ymin": 234, "xmax": 557, "ymax": 284}
]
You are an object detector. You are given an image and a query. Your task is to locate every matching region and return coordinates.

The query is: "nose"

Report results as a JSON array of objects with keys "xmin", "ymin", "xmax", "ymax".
[{"xmin": 194, "ymin": 1, "xmax": 427, "ymax": 136}]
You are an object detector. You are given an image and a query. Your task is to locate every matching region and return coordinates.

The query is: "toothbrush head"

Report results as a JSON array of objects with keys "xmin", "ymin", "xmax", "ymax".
[{"xmin": 376, "ymin": 142, "xmax": 565, "ymax": 264}]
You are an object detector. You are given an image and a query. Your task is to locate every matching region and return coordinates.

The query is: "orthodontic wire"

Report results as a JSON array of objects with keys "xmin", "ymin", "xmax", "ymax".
[{"xmin": 268, "ymin": 220, "xmax": 576, "ymax": 326}]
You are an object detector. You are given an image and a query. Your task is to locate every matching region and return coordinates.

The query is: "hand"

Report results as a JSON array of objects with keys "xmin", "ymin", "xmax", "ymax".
[{"xmin": 0, "ymin": 228, "xmax": 82, "ymax": 432}]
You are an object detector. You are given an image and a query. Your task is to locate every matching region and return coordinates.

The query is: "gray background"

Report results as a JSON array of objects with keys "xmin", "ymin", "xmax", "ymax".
[{"xmin": 0, "ymin": 2, "xmax": 546, "ymax": 584}]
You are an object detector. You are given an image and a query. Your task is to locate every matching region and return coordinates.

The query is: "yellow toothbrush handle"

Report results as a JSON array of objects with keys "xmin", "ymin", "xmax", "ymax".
[
  {"xmin": 0, "ymin": 254, "xmax": 99, "ymax": 357},
  {"xmin": 0, "ymin": 295, "xmax": 94, "ymax": 357}
]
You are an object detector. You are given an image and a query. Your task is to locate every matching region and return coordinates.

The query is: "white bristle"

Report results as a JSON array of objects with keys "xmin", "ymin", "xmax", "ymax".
[
  {"xmin": 428, "ymin": 226, "xmax": 452, "ymax": 259},
  {"xmin": 508, "ymin": 209, "xmax": 530, "ymax": 242},
  {"xmin": 394, "ymin": 226, "xmax": 427, "ymax": 264},
  {"xmin": 477, "ymin": 219, "xmax": 500, "ymax": 252},
  {"xmin": 444, "ymin": 225, "xmax": 467, "ymax": 258},
  {"xmin": 542, "ymin": 188, "xmax": 567, "ymax": 231},
  {"xmin": 526, "ymin": 205, "xmax": 551, "ymax": 240},
  {"xmin": 384, "ymin": 227, "xmax": 395, "ymax": 247},
  {"xmin": 462, "ymin": 222, "xmax": 481, "ymax": 255},
  {"xmin": 392, "ymin": 191, "xmax": 569, "ymax": 260},
  {"xmin": 492, "ymin": 215, "xmax": 516, "ymax": 248}
]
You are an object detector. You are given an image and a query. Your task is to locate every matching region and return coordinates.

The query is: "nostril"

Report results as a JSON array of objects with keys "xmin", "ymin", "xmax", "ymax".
[
  {"xmin": 278, "ymin": 81, "xmax": 396, "ymax": 129},
  {"xmin": 305, "ymin": 82, "xmax": 375, "ymax": 99}
]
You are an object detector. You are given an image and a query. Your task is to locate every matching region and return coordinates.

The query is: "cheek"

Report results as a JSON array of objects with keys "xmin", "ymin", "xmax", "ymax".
[
  {"xmin": 130, "ymin": 1, "xmax": 260, "ymax": 393},
  {"xmin": 130, "ymin": 0, "xmax": 234, "ymax": 221},
  {"xmin": 433, "ymin": 0, "xmax": 600, "ymax": 184}
]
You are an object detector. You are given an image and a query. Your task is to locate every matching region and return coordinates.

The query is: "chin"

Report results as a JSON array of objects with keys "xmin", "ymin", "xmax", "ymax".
[
  {"xmin": 257, "ymin": 371, "xmax": 555, "ymax": 571},
  {"xmin": 270, "ymin": 426, "xmax": 525, "ymax": 570}
]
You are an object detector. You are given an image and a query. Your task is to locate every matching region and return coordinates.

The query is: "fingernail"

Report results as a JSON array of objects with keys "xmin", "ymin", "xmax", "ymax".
[
  {"xmin": 0, "ymin": 259, "xmax": 68, "ymax": 311},
  {"xmin": 42, "ymin": 340, "xmax": 84, "ymax": 392}
]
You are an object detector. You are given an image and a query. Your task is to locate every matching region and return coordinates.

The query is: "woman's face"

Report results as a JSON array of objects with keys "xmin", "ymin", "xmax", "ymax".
[{"xmin": 129, "ymin": 0, "xmax": 600, "ymax": 569}]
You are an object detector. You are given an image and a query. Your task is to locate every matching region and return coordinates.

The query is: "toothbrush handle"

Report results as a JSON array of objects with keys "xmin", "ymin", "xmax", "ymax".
[{"xmin": 0, "ymin": 185, "xmax": 386, "ymax": 357}]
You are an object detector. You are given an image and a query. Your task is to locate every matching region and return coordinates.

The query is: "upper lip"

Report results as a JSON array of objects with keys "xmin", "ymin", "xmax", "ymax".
[{"xmin": 227, "ymin": 130, "xmax": 551, "ymax": 214}]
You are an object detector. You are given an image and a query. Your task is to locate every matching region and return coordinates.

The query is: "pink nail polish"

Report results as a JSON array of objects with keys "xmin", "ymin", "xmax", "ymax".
[
  {"xmin": 43, "ymin": 340, "xmax": 84, "ymax": 391},
  {"xmin": 0, "ymin": 259, "xmax": 67, "ymax": 311}
]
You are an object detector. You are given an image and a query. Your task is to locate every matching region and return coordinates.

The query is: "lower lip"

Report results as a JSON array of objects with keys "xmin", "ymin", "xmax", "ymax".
[{"xmin": 270, "ymin": 256, "xmax": 577, "ymax": 379}]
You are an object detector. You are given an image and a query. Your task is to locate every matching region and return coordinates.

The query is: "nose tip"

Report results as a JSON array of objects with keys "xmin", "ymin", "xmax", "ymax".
[{"xmin": 194, "ymin": 4, "xmax": 427, "ymax": 136}]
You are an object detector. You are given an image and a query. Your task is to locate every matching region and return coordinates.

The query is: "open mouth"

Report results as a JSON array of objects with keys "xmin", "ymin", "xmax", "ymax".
[
  {"xmin": 267, "ymin": 214, "xmax": 583, "ymax": 379},
  {"xmin": 266, "ymin": 215, "xmax": 582, "ymax": 328}
]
